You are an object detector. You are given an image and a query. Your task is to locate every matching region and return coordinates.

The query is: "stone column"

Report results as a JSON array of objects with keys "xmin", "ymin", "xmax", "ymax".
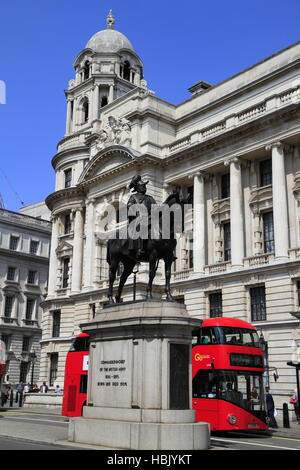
[
  {"xmin": 47, "ymin": 215, "xmax": 60, "ymax": 297},
  {"xmin": 66, "ymin": 99, "xmax": 72, "ymax": 135},
  {"xmin": 84, "ymin": 198, "xmax": 95, "ymax": 290},
  {"xmin": 109, "ymin": 85, "xmax": 114, "ymax": 103},
  {"xmin": 92, "ymin": 85, "xmax": 99, "ymax": 121},
  {"xmin": 266, "ymin": 141, "xmax": 289, "ymax": 259},
  {"xmin": 191, "ymin": 172, "xmax": 205, "ymax": 273},
  {"xmin": 71, "ymin": 207, "xmax": 84, "ymax": 293},
  {"xmin": 225, "ymin": 157, "xmax": 244, "ymax": 267}
]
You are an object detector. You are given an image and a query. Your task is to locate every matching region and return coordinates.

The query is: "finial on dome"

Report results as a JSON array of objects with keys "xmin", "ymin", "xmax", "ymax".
[{"xmin": 106, "ymin": 10, "xmax": 115, "ymax": 29}]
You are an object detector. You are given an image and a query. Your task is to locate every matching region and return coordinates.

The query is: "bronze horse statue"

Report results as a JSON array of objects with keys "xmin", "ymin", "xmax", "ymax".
[{"xmin": 106, "ymin": 191, "xmax": 184, "ymax": 304}]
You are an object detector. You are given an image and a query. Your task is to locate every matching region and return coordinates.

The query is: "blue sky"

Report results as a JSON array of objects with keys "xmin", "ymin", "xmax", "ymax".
[{"xmin": 0, "ymin": 0, "xmax": 299, "ymax": 212}]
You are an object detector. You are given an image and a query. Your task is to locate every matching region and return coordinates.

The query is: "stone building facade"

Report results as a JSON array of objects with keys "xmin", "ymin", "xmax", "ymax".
[
  {"xmin": 41, "ymin": 12, "xmax": 300, "ymax": 408},
  {"xmin": 0, "ymin": 208, "xmax": 51, "ymax": 386}
]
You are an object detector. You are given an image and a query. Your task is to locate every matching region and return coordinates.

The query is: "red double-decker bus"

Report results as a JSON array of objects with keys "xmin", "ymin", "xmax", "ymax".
[
  {"xmin": 62, "ymin": 318, "xmax": 267, "ymax": 432},
  {"xmin": 0, "ymin": 340, "xmax": 6, "ymax": 392},
  {"xmin": 62, "ymin": 333, "xmax": 89, "ymax": 417},
  {"xmin": 192, "ymin": 317, "xmax": 267, "ymax": 431}
]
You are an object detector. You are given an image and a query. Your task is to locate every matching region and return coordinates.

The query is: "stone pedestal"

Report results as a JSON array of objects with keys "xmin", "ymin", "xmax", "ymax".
[{"xmin": 68, "ymin": 301, "xmax": 210, "ymax": 450}]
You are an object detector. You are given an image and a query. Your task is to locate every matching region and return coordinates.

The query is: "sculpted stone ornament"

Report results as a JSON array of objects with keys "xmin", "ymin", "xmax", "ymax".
[{"xmin": 96, "ymin": 115, "xmax": 132, "ymax": 150}]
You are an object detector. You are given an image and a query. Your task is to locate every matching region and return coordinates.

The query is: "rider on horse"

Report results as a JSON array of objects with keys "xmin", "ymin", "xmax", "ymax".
[{"xmin": 127, "ymin": 175, "xmax": 156, "ymax": 260}]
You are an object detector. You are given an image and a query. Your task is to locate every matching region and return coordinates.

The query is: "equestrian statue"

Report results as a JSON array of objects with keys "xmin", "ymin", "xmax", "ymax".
[{"xmin": 106, "ymin": 175, "xmax": 189, "ymax": 304}]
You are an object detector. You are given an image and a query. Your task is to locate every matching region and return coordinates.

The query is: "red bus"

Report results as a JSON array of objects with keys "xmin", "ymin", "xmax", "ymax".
[
  {"xmin": 192, "ymin": 317, "xmax": 267, "ymax": 431},
  {"xmin": 62, "ymin": 333, "xmax": 89, "ymax": 417},
  {"xmin": 0, "ymin": 340, "xmax": 6, "ymax": 393},
  {"xmin": 62, "ymin": 318, "xmax": 267, "ymax": 432}
]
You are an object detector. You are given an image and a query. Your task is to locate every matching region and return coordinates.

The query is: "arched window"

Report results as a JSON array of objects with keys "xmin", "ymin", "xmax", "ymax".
[
  {"xmin": 83, "ymin": 61, "xmax": 90, "ymax": 80},
  {"xmin": 123, "ymin": 61, "xmax": 131, "ymax": 81},
  {"xmin": 82, "ymin": 99, "xmax": 89, "ymax": 123}
]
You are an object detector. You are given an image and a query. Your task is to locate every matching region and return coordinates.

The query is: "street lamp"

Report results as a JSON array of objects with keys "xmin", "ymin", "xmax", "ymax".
[
  {"xmin": 133, "ymin": 263, "xmax": 140, "ymax": 302},
  {"xmin": 287, "ymin": 360, "xmax": 300, "ymax": 410},
  {"xmin": 30, "ymin": 351, "xmax": 37, "ymax": 387}
]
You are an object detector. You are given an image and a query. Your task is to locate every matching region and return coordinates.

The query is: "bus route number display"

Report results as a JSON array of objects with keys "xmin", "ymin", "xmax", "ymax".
[{"xmin": 97, "ymin": 359, "xmax": 128, "ymax": 388}]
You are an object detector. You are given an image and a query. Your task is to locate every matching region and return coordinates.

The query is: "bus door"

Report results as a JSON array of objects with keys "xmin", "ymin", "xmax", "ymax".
[{"xmin": 192, "ymin": 370, "xmax": 220, "ymax": 431}]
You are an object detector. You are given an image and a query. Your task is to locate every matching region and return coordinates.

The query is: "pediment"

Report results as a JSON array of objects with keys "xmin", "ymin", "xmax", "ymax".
[
  {"xmin": 56, "ymin": 240, "xmax": 73, "ymax": 256},
  {"xmin": 78, "ymin": 145, "xmax": 140, "ymax": 184}
]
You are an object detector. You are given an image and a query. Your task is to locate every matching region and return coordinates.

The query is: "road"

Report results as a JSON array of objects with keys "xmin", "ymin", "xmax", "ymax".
[
  {"xmin": 210, "ymin": 431, "xmax": 300, "ymax": 450},
  {"xmin": 1, "ymin": 409, "xmax": 300, "ymax": 451}
]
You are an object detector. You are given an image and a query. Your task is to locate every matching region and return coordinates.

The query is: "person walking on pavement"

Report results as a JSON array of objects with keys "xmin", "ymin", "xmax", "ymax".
[
  {"xmin": 265, "ymin": 387, "xmax": 278, "ymax": 428},
  {"xmin": 290, "ymin": 389, "xmax": 300, "ymax": 422},
  {"xmin": 15, "ymin": 382, "xmax": 24, "ymax": 403}
]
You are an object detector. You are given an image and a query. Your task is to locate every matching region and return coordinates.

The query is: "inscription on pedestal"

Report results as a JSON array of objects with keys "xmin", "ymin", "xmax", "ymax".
[
  {"xmin": 91, "ymin": 340, "xmax": 132, "ymax": 408},
  {"xmin": 97, "ymin": 359, "xmax": 128, "ymax": 388}
]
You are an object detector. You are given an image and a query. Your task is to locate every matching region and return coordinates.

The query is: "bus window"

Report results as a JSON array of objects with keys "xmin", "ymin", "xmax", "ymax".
[
  {"xmin": 193, "ymin": 371, "xmax": 217, "ymax": 399},
  {"xmin": 200, "ymin": 327, "xmax": 217, "ymax": 345},
  {"xmin": 69, "ymin": 336, "xmax": 89, "ymax": 352},
  {"xmin": 215, "ymin": 327, "xmax": 260, "ymax": 347}
]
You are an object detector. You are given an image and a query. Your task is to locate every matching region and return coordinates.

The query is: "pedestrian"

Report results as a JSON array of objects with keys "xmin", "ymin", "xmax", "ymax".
[
  {"xmin": 24, "ymin": 383, "xmax": 31, "ymax": 393},
  {"xmin": 15, "ymin": 382, "xmax": 24, "ymax": 403},
  {"xmin": 39, "ymin": 382, "xmax": 49, "ymax": 393},
  {"xmin": 32, "ymin": 384, "xmax": 40, "ymax": 393},
  {"xmin": 54, "ymin": 385, "xmax": 62, "ymax": 394},
  {"xmin": 290, "ymin": 389, "xmax": 300, "ymax": 422},
  {"xmin": 265, "ymin": 387, "xmax": 278, "ymax": 428}
]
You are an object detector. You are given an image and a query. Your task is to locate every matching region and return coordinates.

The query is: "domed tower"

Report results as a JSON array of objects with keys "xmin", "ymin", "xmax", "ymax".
[
  {"xmin": 41, "ymin": 12, "xmax": 148, "ymax": 386},
  {"xmin": 65, "ymin": 10, "xmax": 144, "ymax": 136}
]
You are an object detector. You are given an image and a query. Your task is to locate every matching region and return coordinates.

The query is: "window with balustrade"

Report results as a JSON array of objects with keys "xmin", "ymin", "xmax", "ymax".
[
  {"xmin": 263, "ymin": 212, "xmax": 274, "ymax": 253},
  {"xmin": 223, "ymin": 222, "xmax": 231, "ymax": 261},
  {"xmin": 62, "ymin": 258, "xmax": 70, "ymax": 288}
]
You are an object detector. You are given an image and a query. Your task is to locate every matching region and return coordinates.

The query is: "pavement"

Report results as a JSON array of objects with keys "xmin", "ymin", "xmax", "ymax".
[{"xmin": 0, "ymin": 405, "xmax": 300, "ymax": 449}]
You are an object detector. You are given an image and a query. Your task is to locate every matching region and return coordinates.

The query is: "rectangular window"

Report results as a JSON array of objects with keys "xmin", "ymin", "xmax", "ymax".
[
  {"xmin": 25, "ymin": 298, "xmax": 35, "ymax": 320},
  {"xmin": 19, "ymin": 361, "xmax": 29, "ymax": 383},
  {"xmin": 189, "ymin": 237, "xmax": 194, "ymax": 269},
  {"xmin": 62, "ymin": 258, "xmax": 70, "ymax": 288},
  {"xmin": 52, "ymin": 311, "xmax": 61, "ymax": 338},
  {"xmin": 221, "ymin": 174, "xmax": 230, "ymax": 199},
  {"xmin": 260, "ymin": 159, "xmax": 272, "ymax": 186},
  {"xmin": 49, "ymin": 353, "xmax": 58, "ymax": 387},
  {"xmin": 27, "ymin": 270, "xmax": 37, "ymax": 284},
  {"xmin": 223, "ymin": 222, "xmax": 231, "ymax": 261},
  {"xmin": 30, "ymin": 240, "xmax": 39, "ymax": 254},
  {"xmin": 297, "ymin": 281, "xmax": 300, "ymax": 307},
  {"xmin": 64, "ymin": 169, "xmax": 72, "ymax": 188},
  {"xmin": 1, "ymin": 335, "xmax": 10, "ymax": 351},
  {"xmin": 22, "ymin": 336, "xmax": 30, "ymax": 352},
  {"xmin": 9, "ymin": 236, "xmax": 19, "ymax": 251},
  {"xmin": 7, "ymin": 266, "xmax": 16, "ymax": 281},
  {"xmin": 209, "ymin": 292, "xmax": 223, "ymax": 317},
  {"xmin": 250, "ymin": 286, "xmax": 266, "ymax": 321},
  {"xmin": 4, "ymin": 296, "xmax": 14, "ymax": 317},
  {"xmin": 263, "ymin": 212, "xmax": 274, "ymax": 253},
  {"xmin": 64, "ymin": 214, "xmax": 72, "ymax": 234}
]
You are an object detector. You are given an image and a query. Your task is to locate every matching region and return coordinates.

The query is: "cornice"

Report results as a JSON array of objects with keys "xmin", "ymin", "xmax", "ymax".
[{"xmin": 45, "ymin": 187, "xmax": 85, "ymax": 211}]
